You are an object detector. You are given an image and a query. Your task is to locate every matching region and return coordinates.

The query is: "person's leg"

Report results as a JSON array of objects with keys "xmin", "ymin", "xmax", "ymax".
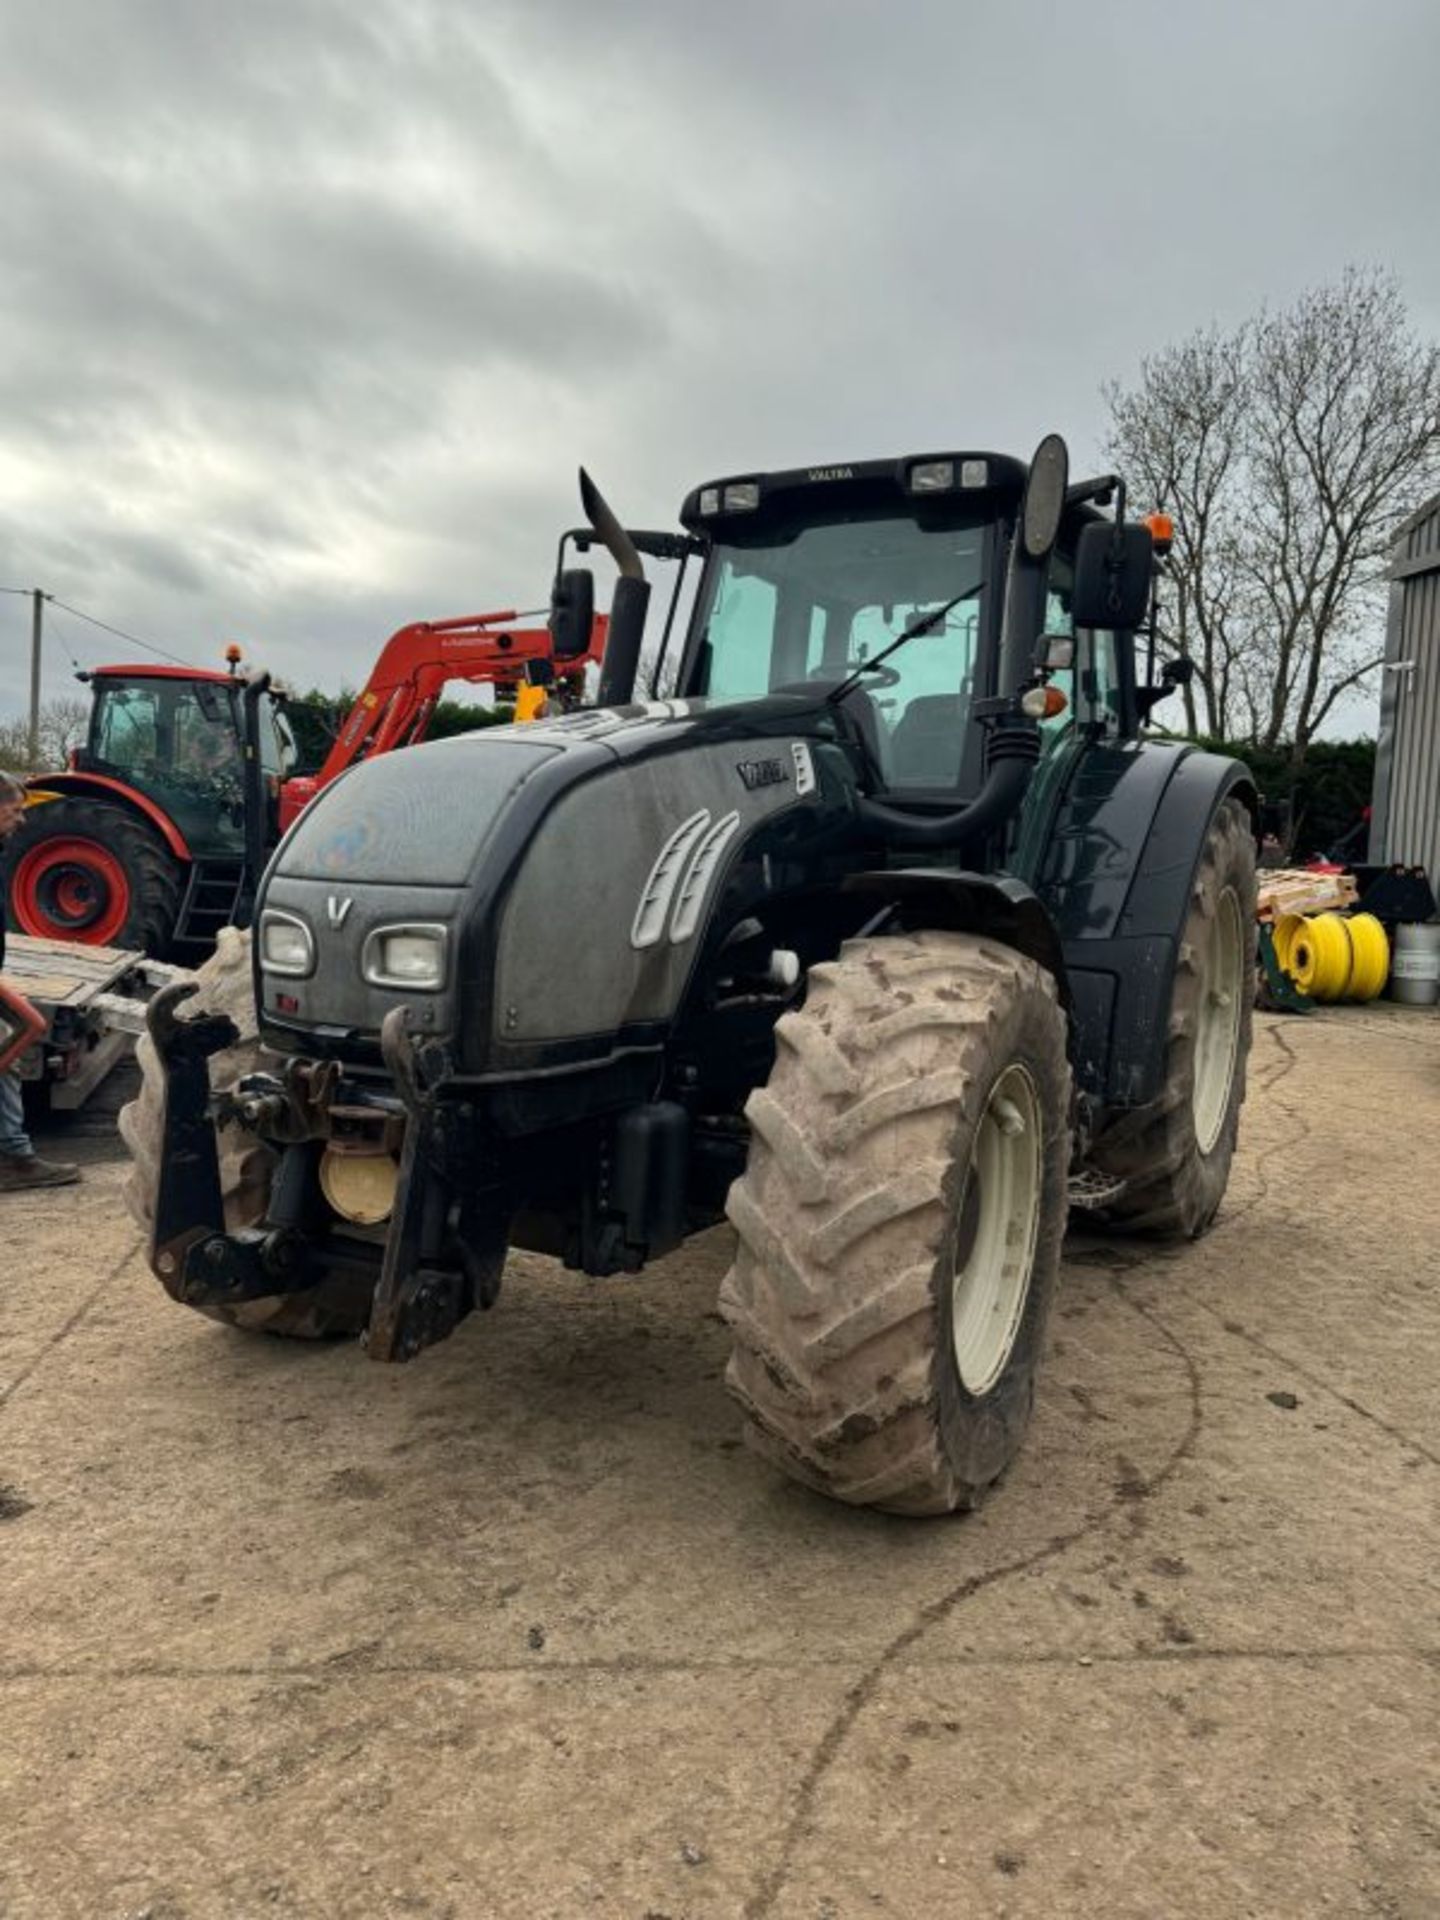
[
  {"xmin": 0, "ymin": 1067, "xmax": 78, "ymax": 1187},
  {"xmin": 0, "ymin": 1066, "xmax": 32, "ymax": 1158}
]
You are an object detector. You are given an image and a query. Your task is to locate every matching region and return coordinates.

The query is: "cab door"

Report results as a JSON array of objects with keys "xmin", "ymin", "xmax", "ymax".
[{"xmin": 1009, "ymin": 550, "xmax": 1134, "ymax": 885}]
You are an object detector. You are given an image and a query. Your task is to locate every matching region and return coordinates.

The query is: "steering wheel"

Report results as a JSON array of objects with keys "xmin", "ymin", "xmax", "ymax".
[{"xmin": 857, "ymin": 661, "xmax": 902, "ymax": 689}]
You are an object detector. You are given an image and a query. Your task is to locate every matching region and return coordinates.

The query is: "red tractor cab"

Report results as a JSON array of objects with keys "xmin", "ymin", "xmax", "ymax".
[{"xmin": 6, "ymin": 663, "xmax": 294, "ymax": 952}]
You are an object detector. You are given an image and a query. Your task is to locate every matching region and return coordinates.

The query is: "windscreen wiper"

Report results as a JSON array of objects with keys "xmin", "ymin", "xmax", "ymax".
[{"xmin": 825, "ymin": 578, "xmax": 984, "ymax": 706}]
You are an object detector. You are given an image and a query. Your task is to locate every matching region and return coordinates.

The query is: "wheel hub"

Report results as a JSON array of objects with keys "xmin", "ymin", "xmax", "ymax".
[
  {"xmin": 1192, "ymin": 884, "xmax": 1244, "ymax": 1155},
  {"xmin": 950, "ymin": 1062, "xmax": 1042, "ymax": 1397},
  {"xmin": 12, "ymin": 837, "xmax": 131, "ymax": 945}
]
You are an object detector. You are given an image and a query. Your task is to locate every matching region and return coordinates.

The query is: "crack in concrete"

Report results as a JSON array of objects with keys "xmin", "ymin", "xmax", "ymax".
[
  {"xmin": 1218, "ymin": 1020, "xmax": 1307, "ymax": 1230},
  {"xmin": 739, "ymin": 1278, "xmax": 1207, "ymax": 1920},
  {"xmin": 1208, "ymin": 1022, "xmax": 1438, "ymax": 1468},
  {"xmin": 0, "ymin": 1645, "xmax": 1434, "ymax": 1684},
  {"xmin": 1194, "ymin": 1301, "xmax": 1439, "ymax": 1468},
  {"xmin": 0, "ymin": 1236, "xmax": 140, "ymax": 1415}
]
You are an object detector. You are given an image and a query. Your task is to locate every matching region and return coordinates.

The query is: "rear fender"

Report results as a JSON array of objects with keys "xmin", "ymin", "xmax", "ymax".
[
  {"xmin": 1040, "ymin": 745, "xmax": 1257, "ymax": 1108},
  {"xmin": 20, "ymin": 771, "xmax": 192, "ymax": 863}
]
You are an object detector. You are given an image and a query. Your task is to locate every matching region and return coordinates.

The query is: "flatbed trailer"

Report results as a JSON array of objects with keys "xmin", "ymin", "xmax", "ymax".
[{"xmin": 3, "ymin": 934, "xmax": 184, "ymax": 1109}]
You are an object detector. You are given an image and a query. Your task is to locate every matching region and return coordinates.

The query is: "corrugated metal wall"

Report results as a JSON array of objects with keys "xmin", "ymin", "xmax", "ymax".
[{"xmin": 1370, "ymin": 497, "xmax": 1440, "ymax": 883}]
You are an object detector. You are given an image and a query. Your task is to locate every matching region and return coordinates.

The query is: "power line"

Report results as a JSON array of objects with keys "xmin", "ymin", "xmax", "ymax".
[{"xmin": 45, "ymin": 595, "xmax": 198, "ymax": 670}]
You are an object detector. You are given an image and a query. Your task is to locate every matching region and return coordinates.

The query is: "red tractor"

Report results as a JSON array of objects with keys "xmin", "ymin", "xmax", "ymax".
[{"xmin": 4, "ymin": 598, "xmax": 607, "ymax": 955}]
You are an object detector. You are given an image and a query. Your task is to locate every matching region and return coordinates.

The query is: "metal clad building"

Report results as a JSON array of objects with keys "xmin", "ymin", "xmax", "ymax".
[{"xmin": 1370, "ymin": 494, "xmax": 1440, "ymax": 883}]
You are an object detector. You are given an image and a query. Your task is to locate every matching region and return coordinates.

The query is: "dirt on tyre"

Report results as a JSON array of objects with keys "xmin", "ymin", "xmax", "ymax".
[
  {"xmin": 118, "ymin": 926, "xmax": 373, "ymax": 1339},
  {"xmin": 719, "ymin": 931, "xmax": 1071, "ymax": 1517},
  {"xmin": 4, "ymin": 796, "xmax": 182, "ymax": 953},
  {"xmin": 1090, "ymin": 796, "xmax": 1256, "ymax": 1239}
]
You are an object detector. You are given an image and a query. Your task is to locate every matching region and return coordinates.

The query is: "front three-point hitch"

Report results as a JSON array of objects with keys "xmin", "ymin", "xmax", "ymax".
[{"xmin": 144, "ymin": 988, "xmax": 504, "ymax": 1362}]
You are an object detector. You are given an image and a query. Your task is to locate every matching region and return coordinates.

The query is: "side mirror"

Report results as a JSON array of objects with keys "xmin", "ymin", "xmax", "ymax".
[
  {"xmin": 525, "ymin": 657, "xmax": 556, "ymax": 688},
  {"xmin": 1073, "ymin": 521, "xmax": 1154, "ymax": 630},
  {"xmin": 549, "ymin": 566, "xmax": 595, "ymax": 660},
  {"xmin": 1042, "ymin": 633, "xmax": 1075, "ymax": 671},
  {"xmin": 275, "ymin": 711, "xmax": 298, "ymax": 775},
  {"xmin": 1020, "ymin": 434, "xmax": 1069, "ymax": 560},
  {"xmin": 1136, "ymin": 655, "xmax": 1199, "ymax": 721}
]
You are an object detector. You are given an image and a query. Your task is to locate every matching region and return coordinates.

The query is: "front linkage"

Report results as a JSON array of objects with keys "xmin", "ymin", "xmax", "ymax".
[{"xmin": 145, "ymin": 986, "xmax": 502, "ymax": 1362}]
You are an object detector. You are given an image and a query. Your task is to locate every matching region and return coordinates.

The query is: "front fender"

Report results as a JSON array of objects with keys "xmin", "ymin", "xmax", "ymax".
[{"xmin": 841, "ymin": 869, "xmax": 1069, "ymax": 1004}]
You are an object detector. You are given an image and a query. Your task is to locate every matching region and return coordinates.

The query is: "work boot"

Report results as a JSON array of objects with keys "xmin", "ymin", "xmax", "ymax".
[{"xmin": 0, "ymin": 1153, "xmax": 81, "ymax": 1191}]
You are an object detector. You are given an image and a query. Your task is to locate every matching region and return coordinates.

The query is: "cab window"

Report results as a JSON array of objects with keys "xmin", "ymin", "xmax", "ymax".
[
  {"xmin": 94, "ymin": 686, "xmax": 159, "ymax": 769},
  {"xmin": 690, "ymin": 515, "xmax": 990, "ymax": 791}
]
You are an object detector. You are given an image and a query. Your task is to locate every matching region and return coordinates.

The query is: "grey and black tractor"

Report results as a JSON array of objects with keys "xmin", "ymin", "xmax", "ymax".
[{"xmin": 123, "ymin": 437, "xmax": 1256, "ymax": 1515}]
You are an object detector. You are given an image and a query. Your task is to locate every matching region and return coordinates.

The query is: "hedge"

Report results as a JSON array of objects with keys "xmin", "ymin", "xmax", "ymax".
[{"xmin": 1191, "ymin": 738, "xmax": 1375, "ymax": 859}]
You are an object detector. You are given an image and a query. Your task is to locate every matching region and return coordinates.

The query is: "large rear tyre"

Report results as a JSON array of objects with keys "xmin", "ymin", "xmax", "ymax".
[
  {"xmin": 720, "ymin": 932, "xmax": 1071, "ymax": 1516},
  {"xmin": 119, "ymin": 927, "xmax": 373, "ymax": 1339},
  {"xmin": 1090, "ymin": 797, "xmax": 1256, "ymax": 1239},
  {"xmin": 5, "ymin": 796, "xmax": 182, "ymax": 953}
]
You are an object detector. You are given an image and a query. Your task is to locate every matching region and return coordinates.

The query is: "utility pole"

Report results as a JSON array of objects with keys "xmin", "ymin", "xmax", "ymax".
[{"xmin": 27, "ymin": 589, "xmax": 45, "ymax": 769}]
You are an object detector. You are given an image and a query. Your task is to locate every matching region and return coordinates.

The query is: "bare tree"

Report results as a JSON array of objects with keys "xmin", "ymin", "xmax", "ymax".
[
  {"xmin": 1104, "ymin": 268, "xmax": 1440, "ymax": 753},
  {"xmin": 0, "ymin": 696, "xmax": 90, "ymax": 771},
  {"xmin": 1105, "ymin": 326, "xmax": 1251, "ymax": 736}
]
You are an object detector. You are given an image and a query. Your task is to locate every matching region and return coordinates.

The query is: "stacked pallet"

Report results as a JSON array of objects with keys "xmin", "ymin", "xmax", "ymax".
[{"xmin": 1256, "ymin": 868, "xmax": 1358, "ymax": 923}]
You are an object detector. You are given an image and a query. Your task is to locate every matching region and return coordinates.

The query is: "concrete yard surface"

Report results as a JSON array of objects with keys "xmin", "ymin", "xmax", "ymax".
[{"xmin": 1, "ymin": 1008, "xmax": 1437, "ymax": 1919}]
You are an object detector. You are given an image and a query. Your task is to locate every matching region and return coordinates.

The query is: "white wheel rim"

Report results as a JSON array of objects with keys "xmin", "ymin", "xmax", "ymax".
[
  {"xmin": 950, "ymin": 1062, "xmax": 1042, "ymax": 1397},
  {"xmin": 1192, "ymin": 884, "xmax": 1244, "ymax": 1155}
]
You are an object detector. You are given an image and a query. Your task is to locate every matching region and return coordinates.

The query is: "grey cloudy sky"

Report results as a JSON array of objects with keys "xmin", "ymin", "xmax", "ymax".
[{"xmin": 2, "ymin": 0, "xmax": 1437, "ymax": 730}]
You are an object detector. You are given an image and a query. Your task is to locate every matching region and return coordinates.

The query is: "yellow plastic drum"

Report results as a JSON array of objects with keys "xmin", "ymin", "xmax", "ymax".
[
  {"xmin": 1343, "ymin": 912, "xmax": 1390, "ymax": 1002},
  {"xmin": 1272, "ymin": 913, "xmax": 1307, "ymax": 978},
  {"xmin": 1290, "ymin": 912, "xmax": 1354, "ymax": 1002}
]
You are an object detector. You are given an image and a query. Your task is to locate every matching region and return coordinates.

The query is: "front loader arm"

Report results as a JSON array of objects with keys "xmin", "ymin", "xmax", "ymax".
[{"xmin": 314, "ymin": 609, "xmax": 609, "ymax": 788}]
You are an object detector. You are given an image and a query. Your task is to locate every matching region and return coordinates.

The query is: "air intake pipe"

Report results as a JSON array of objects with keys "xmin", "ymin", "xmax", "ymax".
[{"xmin": 579, "ymin": 468, "xmax": 651, "ymax": 707}]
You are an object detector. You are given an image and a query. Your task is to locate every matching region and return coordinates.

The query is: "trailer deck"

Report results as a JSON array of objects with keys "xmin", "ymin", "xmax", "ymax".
[{"xmin": 4, "ymin": 934, "xmax": 184, "ymax": 1108}]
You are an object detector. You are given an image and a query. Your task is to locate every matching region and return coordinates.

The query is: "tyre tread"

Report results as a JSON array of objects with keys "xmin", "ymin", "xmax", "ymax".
[{"xmin": 721, "ymin": 933, "xmax": 1070, "ymax": 1513}]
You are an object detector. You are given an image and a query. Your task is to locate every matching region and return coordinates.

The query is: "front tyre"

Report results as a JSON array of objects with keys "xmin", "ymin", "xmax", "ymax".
[
  {"xmin": 720, "ymin": 932, "xmax": 1071, "ymax": 1516},
  {"xmin": 1090, "ymin": 797, "xmax": 1257, "ymax": 1238}
]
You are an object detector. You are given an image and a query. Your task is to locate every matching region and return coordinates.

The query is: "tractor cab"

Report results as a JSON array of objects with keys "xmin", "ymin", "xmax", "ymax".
[
  {"xmin": 78, "ymin": 667, "xmax": 254, "ymax": 857},
  {"xmin": 668, "ymin": 452, "xmax": 1141, "ymax": 823}
]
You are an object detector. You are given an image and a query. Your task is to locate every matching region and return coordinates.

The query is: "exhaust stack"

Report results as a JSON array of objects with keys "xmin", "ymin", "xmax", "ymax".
[{"xmin": 579, "ymin": 468, "xmax": 651, "ymax": 706}]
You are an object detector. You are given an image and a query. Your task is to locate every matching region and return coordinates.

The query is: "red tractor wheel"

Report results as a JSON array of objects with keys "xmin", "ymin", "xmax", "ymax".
[
  {"xmin": 5, "ymin": 799, "xmax": 184, "ymax": 954},
  {"xmin": 12, "ymin": 837, "xmax": 134, "ymax": 945}
]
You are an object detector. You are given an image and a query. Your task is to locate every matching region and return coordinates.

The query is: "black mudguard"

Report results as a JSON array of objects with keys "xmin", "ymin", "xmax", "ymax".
[
  {"xmin": 841, "ymin": 869, "xmax": 1069, "ymax": 1001},
  {"xmin": 1039, "ymin": 744, "xmax": 1256, "ymax": 1109}
]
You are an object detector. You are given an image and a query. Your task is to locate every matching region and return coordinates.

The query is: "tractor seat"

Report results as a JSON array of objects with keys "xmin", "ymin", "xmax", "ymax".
[{"xmin": 888, "ymin": 695, "xmax": 965, "ymax": 786}]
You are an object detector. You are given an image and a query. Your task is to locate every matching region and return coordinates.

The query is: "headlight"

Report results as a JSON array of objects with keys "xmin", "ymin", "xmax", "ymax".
[
  {"xmin": 259, "ymin": 910, "xmax": 314, "ymax": 977},
  {"xmin": 362, "ymin": 924, "xmax": 448, "ymax": 992},
  {"xmin": 908, "ymin": 459, "xmax": 955, "ymax": 493}
]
